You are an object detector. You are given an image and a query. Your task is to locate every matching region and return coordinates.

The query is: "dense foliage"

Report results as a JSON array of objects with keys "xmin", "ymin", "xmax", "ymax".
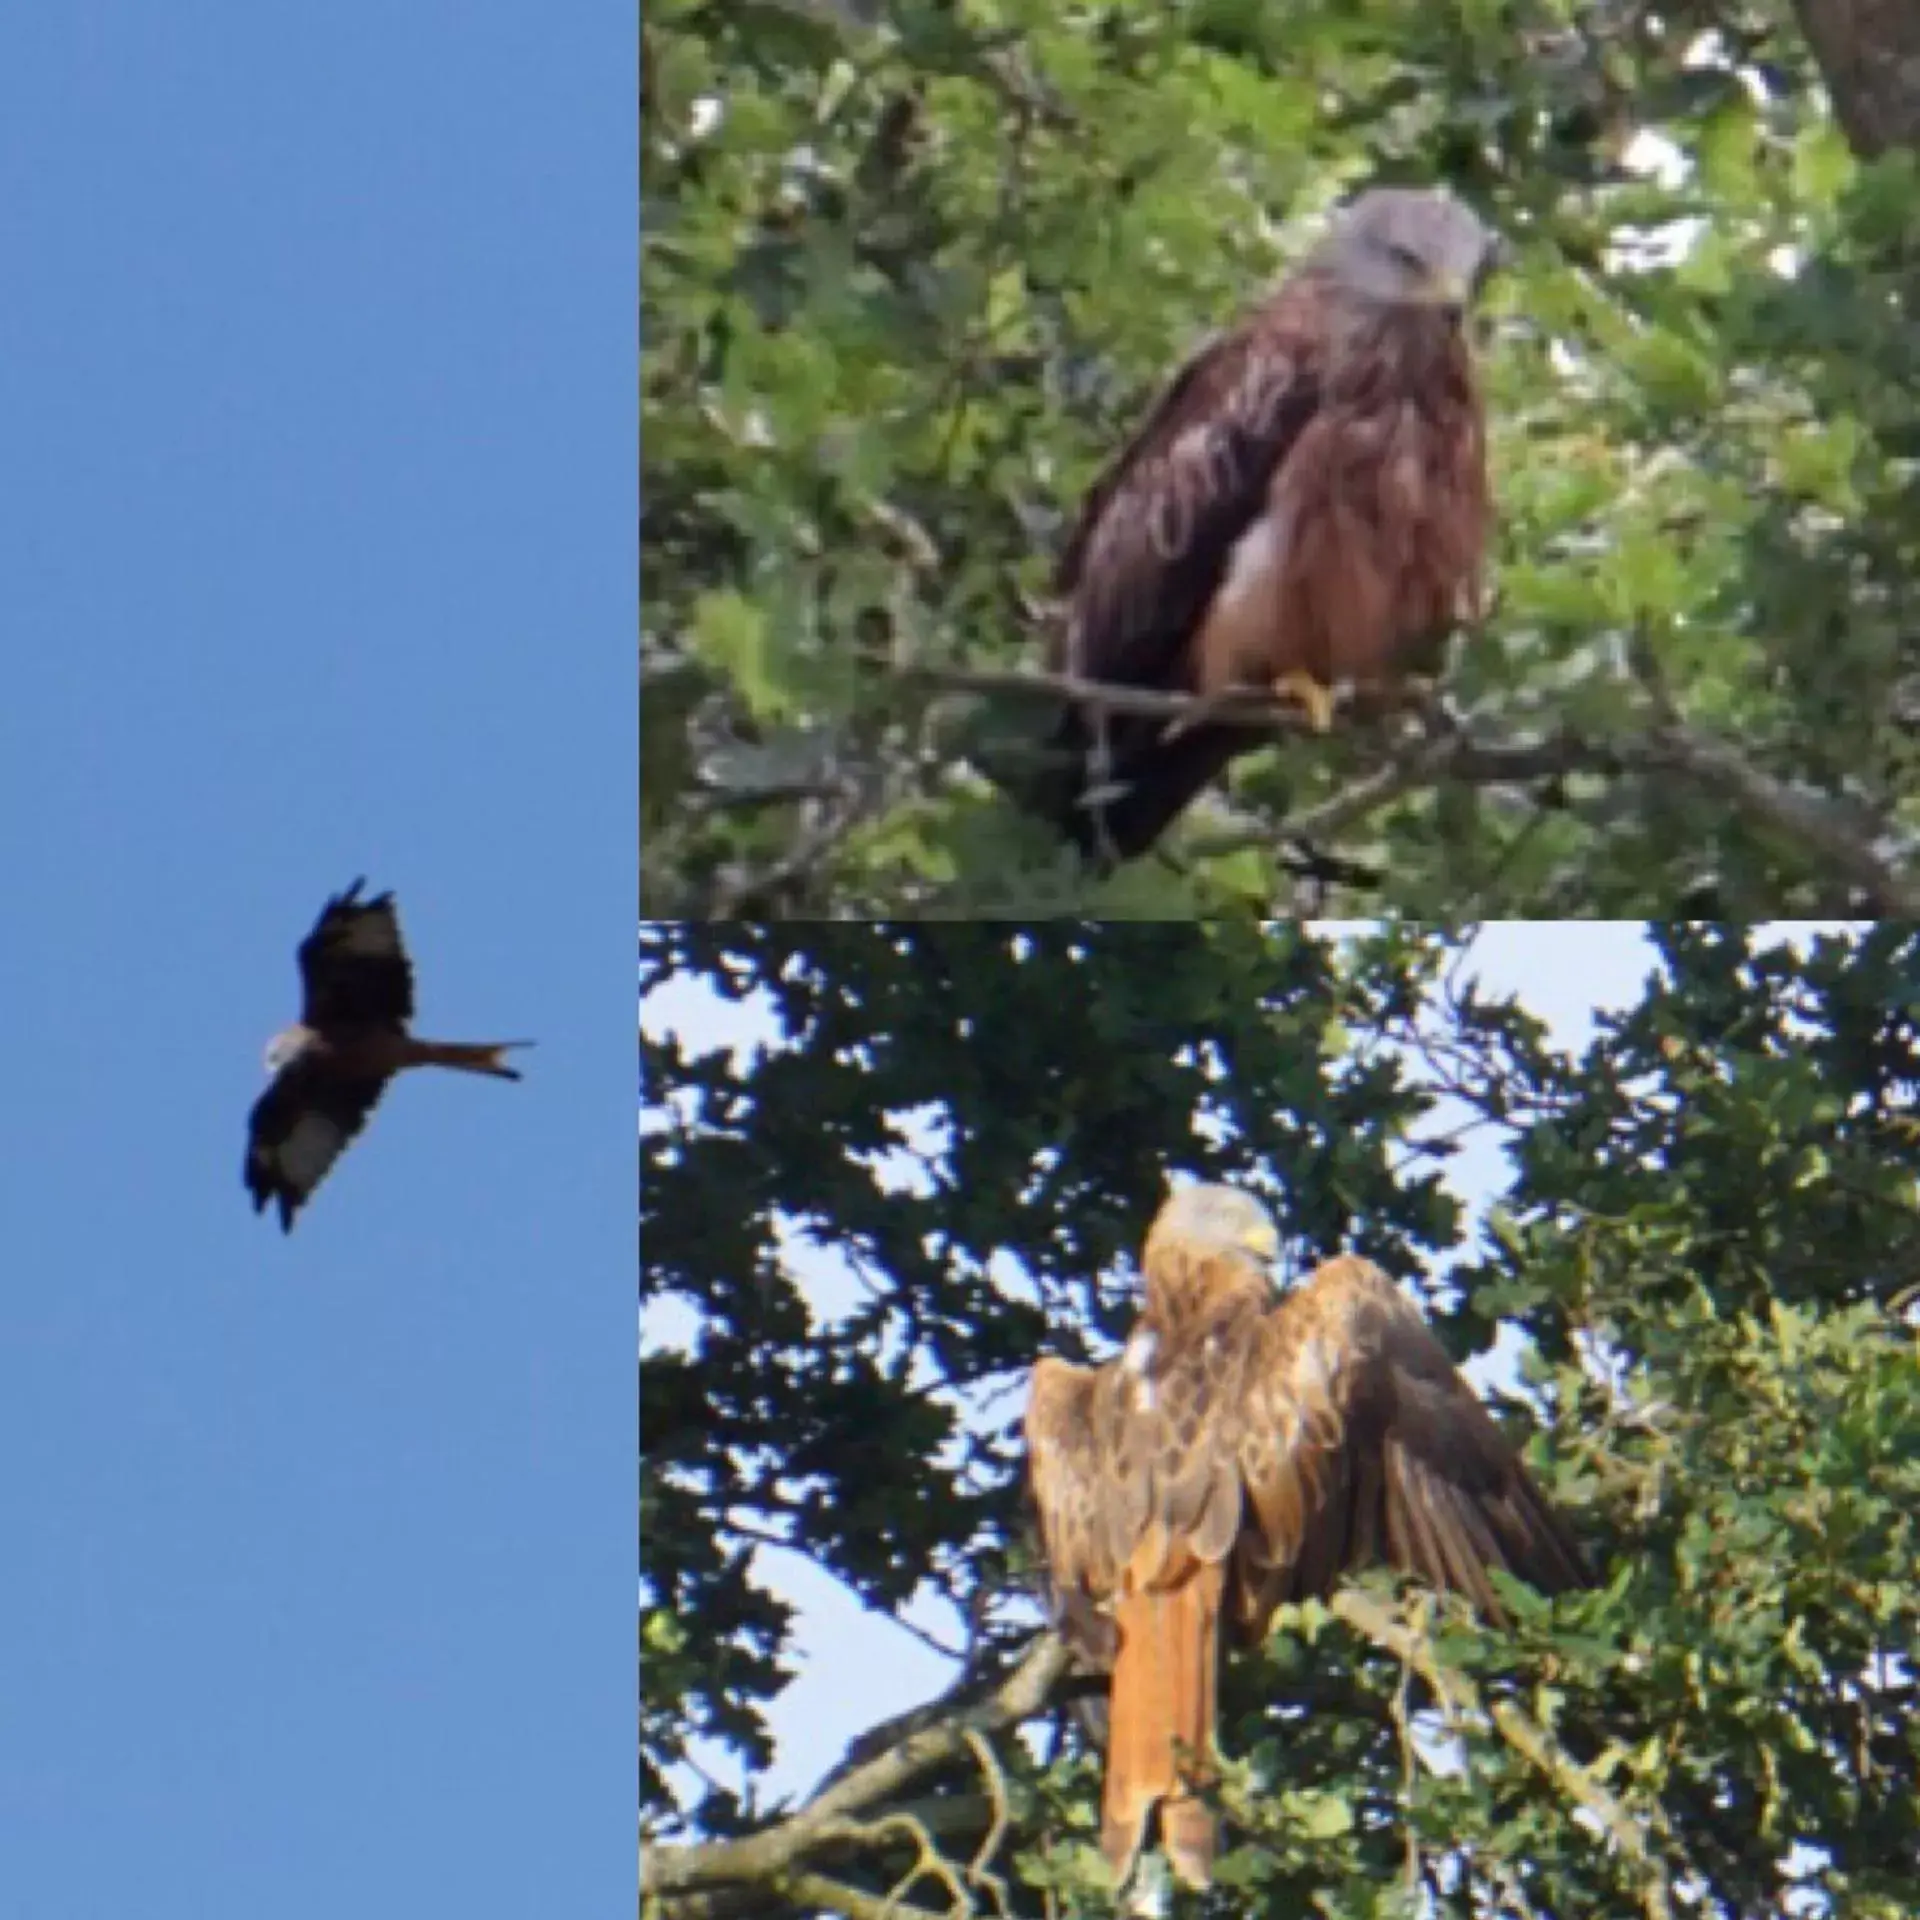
[
  {"xmin": 643, "ymin": 0, "xmax": 1920, "ymax": 915},
  {"xmin": 641, "ymin": 923, "xmax": 1920, "ymax": 1917}
]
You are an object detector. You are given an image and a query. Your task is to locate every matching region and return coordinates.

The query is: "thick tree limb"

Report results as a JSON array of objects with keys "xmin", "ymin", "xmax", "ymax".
[
  {"xmin": 1789, "ymin": 0, "xmax": 1920, "ymax": 157},
  {"xmin": 641, "ymin": 1633, "xmax": 1071, "ymax": 1916}
]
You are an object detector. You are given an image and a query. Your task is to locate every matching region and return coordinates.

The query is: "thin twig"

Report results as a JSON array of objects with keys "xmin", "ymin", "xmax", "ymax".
[
  {"xmin": 960, "ymin": 1729, "xmax": 1014, "ymax": 1915},
  {"xmin": 893, "ymin": 658, "xmax": 1328, "ymax": 730},
  {"xmin": 642, "ymin": 1634, "xmax": 1072, "ymax": 1913},
  {"xmin": 1330, "ymin": 1590, "xmax": 1675, "ymax": 1920},
  {"xmin": 1642, "ymin": 719, "xmax": 1920, "ymax": 911},
  {"xmin": 778, "ymin": 1868, "xmax": 947, "ymax": 1920}
]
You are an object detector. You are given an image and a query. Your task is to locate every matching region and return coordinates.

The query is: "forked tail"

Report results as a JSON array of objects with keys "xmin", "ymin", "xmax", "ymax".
[
  {"xmin": 402, "ymin": 1038, "xmax": 534, "ymax": 1081},
  {"xmin": 1101, "ymin": 1559, "xmax": 1225, "ymax": 1894}
]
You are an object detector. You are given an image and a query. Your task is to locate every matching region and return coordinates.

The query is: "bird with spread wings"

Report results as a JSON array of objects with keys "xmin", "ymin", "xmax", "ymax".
[
  {"xmin": 244, "ymin": 879, "xmax": 531, "ymax": 1231},
  {"xmin": 1019, "ymin": 187, "xmax": 1501, "ymax": 863},
  {"xmin": 1025, "ymin": 1185, "xmax": 1588, "ymax": 1893}
]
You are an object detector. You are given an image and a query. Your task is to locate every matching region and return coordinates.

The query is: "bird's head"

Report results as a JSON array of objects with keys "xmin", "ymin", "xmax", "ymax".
[
  {"xmin": 1144, "ymin": 1182, "xmax": 1283, "ymax": 1283},
  {"xmin": 1323, "ymin": 186, "xmax": 1504, "ymax": 318},
  {"xmin": 263, "ymin": 1025, "xmax": 315, "ymax": 1075}
]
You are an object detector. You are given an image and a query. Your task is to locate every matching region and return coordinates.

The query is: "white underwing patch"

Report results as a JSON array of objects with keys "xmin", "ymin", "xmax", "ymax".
[{"xmin": 278, "ymin": 1114, "xmax": 345, "ymax": 1190}]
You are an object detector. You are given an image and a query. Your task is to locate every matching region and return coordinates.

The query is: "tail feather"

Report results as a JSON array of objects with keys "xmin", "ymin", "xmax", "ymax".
[
  {"xmin": 1101, "ymin": 1561, "xmax": 1225, "ymax": 1893},
  {"xmin": 402, "ymin": 1038, "xmax": 534, "ymax": 1081},
  {"xmin": 1025, "ymin": 716, "xmax": 1243, "ymax": 866}
]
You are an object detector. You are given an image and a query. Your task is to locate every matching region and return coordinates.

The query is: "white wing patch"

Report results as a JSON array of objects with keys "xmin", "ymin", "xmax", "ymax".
[
  {"xmin": 1216, "ymin": 517, "xmax": 1281, "ymax": 612},
  {"xmin": 1194, "ymin": 515, "xmax": 1288, "ymax": 694},
  {"xmin": 277, "ymin": 1112, "xmax": 347, "ymax": 1192},
  {"xmin": 1123, "ymin": 1328, "xmax": 1159, "ymax": 1410}
]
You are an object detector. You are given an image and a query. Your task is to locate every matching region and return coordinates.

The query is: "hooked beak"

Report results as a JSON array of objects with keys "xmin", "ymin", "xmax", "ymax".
[{"xmin": 1237, "ymin": 1219, "xmax": 1283, "ymax": 1272}]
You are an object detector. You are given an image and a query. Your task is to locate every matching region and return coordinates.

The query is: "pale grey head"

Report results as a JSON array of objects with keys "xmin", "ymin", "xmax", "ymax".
[
  {"xmin": 1146, "ymin": 1181, "xmax": 1283, "ymax": 1276},
  {"xmin": 1313, "ymin": 187, "xmax": 1503, "ymax": 312}
]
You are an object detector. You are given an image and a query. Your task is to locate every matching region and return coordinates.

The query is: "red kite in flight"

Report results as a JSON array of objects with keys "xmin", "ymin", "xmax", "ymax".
[
  {"xmin": 1025, "ymin": 1185, "xmax": 1587, "ymax": 1892},
  {"xmin": 1023, "ymin": 187, "xmax": 1500, "ymax": 861},
  {"xmin": 244, "ymin": 879, "xmax": 530, "ymax": 1231}
]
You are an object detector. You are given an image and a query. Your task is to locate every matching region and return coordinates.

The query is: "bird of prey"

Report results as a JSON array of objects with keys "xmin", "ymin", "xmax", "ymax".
[
  {"xmin": 244, "ymin": 879, "xmax": 530, "ymax": 1231},
  {"xmin": 1022, "ymin": 187, "xmax": 1501, "ymax": 862},
  {"xmin": 1024, "ymin": 1185, "xmax": 1587, "ymax": 1893}
]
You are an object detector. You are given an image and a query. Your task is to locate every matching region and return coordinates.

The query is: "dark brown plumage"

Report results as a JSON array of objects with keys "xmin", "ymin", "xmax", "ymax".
[
  {"xmin": 244, "ymin": 879, "xmax": 531, "ymax": 1231},
  {"xmin": 1024, "ymin": 188, "xmax": 1499, "ymax": 861},
  {"xmin": 1025, "ymin": 1185, "xmax": 1588, "ymax": 1893}
]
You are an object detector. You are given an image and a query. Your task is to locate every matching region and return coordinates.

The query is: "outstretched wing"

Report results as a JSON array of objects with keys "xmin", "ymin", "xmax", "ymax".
[
  {"xmin": 297, "ymin": 878, "xmax": 414, "ymax": 1033},
  {"xmin": 1232, "ymin": 1255, "xmax": 1589, "ymax": 1632},
  {"xmin": 243, "ymin": 1053, "xmax": 392, "ymax": 1232}
]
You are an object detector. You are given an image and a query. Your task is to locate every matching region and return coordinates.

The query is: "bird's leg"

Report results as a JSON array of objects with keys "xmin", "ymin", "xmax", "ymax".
[{"xmin": 1271, "ymin": 669, "xmax": 1338, "ymax": 734}]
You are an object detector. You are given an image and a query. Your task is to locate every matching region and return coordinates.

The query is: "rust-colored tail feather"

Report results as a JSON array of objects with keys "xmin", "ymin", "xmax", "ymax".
[
  {"xmin": 1101, "ymin": 1561, "xmax": 1225, "ymax": 1893},
  {"xmin": 401, "ymin": 1038, "xmax": 534, "ymax": 1081}
]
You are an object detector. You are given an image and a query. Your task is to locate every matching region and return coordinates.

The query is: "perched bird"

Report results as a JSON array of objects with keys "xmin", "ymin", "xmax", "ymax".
[
  {"xmin": 1023, "ymin": 187, "xmax": 1502, "ymax": 862},
  {"xmin": 244, "ymin": 879, "xmax": 530, "ymax": 1231},
  {"xmin": 1025, "ymin": 1184, "xmax": 1588, "ymax": 1893}
]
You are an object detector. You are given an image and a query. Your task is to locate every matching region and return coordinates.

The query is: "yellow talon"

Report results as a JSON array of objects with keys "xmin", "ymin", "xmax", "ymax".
[{"xmin": 1272, "ymin": 670, "xmax": 1337, "ymax": 735}]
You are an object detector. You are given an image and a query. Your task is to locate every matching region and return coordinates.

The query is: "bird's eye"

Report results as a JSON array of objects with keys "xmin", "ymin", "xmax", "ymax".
[{"xmin": 1388, "ymin": 242, "xmax": 1425, "ymax": 274}]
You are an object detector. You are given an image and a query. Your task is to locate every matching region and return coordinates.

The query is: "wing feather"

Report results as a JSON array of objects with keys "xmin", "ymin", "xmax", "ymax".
[
  {"xmin": 1026, "ymin": 1356, "xmax": 1126, "ymax": 1659},
  {"xmin": 298, "ymin": 879, "xmax": 415, "ymax": 1032},
  {"xmin": 1236, "ymin": 1255, "xmax": 1588, "ymax": 1628},
  {"xmin": 243, "ymin": 1054, "xmax": 390, "ymax": 1232},
  {"xmin": 1028, "ymin": 292, "xmax": 1328, "ymax": 857},
  {"xmin": 1054, "ymin": 313, "xmax": 1322, "ymax": 690}
]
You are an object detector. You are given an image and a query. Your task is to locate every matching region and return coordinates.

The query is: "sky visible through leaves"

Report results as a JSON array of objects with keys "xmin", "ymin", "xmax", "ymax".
[{"xmin": 639, "ymin": 921, "xmax": 1835, "ymax": 1808}]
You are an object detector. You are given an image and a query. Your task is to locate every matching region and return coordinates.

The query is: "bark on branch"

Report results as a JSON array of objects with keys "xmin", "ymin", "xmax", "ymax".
[
  {"xmin": 640, "ymin": 1633, "xmax": 1072, "ymax": 1918},
  {"xmin": 1790, "ymin": 0, "xmax": 1920, "ymax": 158},
  {"xmin": 906, "ymin": 660, "xmax": 1920, "ymax": 911}
]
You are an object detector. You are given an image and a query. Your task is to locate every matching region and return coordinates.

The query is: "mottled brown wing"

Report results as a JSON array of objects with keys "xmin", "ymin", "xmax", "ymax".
[
  {"xmin": 1027, "ymin": 293, "xmax": 1329, "ymax": 857},
  {"xmin": 1053, "ymin": 303, "xmax": 1324, "ymax": 690},
  {"xmin": 297, "ymin": 878, "xmax": 414, "ymax": 1032},
  {"xmin": 1025, "ymin": 1356, "xmax": 1125, "ymax": 1661},
  {"xmin": 1029, "ymin": 1308, "xmax": 1269, "ymax": 1585},
  {"xmin": 1232, "ymin": 1256, "xmax": 1589, "ymax": 1633},
  {"xmin": 243, "ymin": 1053, "xmax": 392, "ymax": 1232}
]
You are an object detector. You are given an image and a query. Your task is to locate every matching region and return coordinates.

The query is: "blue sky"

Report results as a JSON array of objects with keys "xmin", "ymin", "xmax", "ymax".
[{"xmin": 0, "ymin": 10, "xmax": 632, "ymax": 1915}]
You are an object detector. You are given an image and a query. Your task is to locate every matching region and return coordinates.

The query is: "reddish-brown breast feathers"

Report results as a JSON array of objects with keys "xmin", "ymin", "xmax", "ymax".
[{"xmin": 1238, "ymin": 301, "xmax": 1489, "ymax": 696}]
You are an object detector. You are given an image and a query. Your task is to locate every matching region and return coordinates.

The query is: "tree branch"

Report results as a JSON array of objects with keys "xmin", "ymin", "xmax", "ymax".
[
  {"xmin": 1640, "ymin": 719, "xmax": 1920, "ymax": 911},
  {"xmin": 902, "ymin": 659, "xmax": 1920, "ymax": 909},
  {"xmin": 641, "ymin": 1633, "xmax": 1072, "ymax": 1916}
]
